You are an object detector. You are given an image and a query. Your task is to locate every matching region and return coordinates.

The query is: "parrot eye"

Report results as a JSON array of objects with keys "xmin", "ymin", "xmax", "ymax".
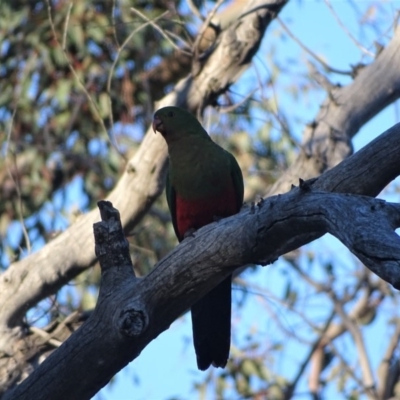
[{"xmin": 167, "ymin": 111, "xmax": 174, "ymax": 117}]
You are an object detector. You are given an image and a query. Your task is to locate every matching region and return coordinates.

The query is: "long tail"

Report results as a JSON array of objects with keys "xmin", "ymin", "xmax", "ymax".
[{"xmin": 191, "ymin": 275, "xmax": 232, "ymax": 370}]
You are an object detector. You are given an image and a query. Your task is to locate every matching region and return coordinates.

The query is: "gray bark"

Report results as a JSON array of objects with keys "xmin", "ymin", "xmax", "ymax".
[{"xmin": 4, "ymin": 122, "xmax": 400, "ymax": 400}]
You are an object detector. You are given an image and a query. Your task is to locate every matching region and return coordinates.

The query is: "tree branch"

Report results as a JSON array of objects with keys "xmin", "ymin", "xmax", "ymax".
[
  {"xmin": 377, "ymin": 319, "xmax": 400, "ymax": 399},
  {"xmin": 308, "ymin": 276, "xmax": 384, "ymax": 395},
  {"xmin": 268, "ymin": 26, "xmax": 400, "ymax": 196},
  {"xmin": 329, "ymin": 291, "xmax": 377, "ymax": 399},
  {"xmin": 4, "ymin": 122, "xmax": 400, "ymax": 400}
]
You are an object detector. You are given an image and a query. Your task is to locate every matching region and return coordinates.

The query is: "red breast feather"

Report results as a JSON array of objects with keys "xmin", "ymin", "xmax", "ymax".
[{"xmin": 175, "ymin": 183, "xmax": 238, "ymax": 241}]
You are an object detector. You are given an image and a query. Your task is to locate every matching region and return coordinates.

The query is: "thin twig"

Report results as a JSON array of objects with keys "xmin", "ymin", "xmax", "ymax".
[
  {"xmin": 27, "ymin": 294, "xmax": 59, "ymax": 326},
  {"xmin": 4, "ymin": 54, "xmax": 37, "ymax": 254},
  {"xmin": 30, "ymin": 326, "xmax": 63, "ymax": 348},
  {"xmin": 111, "ymin": 0, "xmax": 121, "ymax": 48},
  {"xmin": 288, "ymin": 257, "xmax": 330, "ymax": 292},
  {"xmin": 186, "ymin": 0, "xmax": 204, "ymax": 20},
  {"xmin": 329, "ymin": 342, "xmax": 373, "ymax": 398},
  {"xmin": 277, "ymin": 17, "xmax": 352, "ymax": 76},
  {"xmin": 284, "ymin": 309, "xmax": 336, "ymax": 400},
  {"xmin": 192, "ymin": 0, "xmax": 225, "ymax": 56},
  {"xmin": 324, "ymin": 0, "xmax": 375, "ymax": 57},
  {"xmin": 161, "ymin": 28, "xmax": 191, "ymax": 49},
  {"xmin": 329, "ymin": 290, "xmax": 377, "ymax": 399},
  {"xmin": 217, "ymin": 88, "xmax": 258, "ymax": 114},
  {"xmin": 130, "ymin": 7, "xmax": 191, "ymax": 55},
  {"xmin": 377, "ymin": 318, "xmax": 400, "ymax": 399},
  {"xmin": 62, "ymin": 2, "xmax": 73, "ymax": 50},
  {"xmin": 46, "ymin": 0, "xmax": 111, "ymax": 148},
  {"xmin": 235, "ymin": 278, "xmax": 327, "ymax": 345},
  {"xmin": 253, "ymin": 56, "xmax": 294, "ymax": 143},
  {"xmin": 7, "ymin": 149, "xmax": 31, "ymax": 255},
  {"xmin": 106, "ymin": 11, "xmax": 169, "ymax": 150}
]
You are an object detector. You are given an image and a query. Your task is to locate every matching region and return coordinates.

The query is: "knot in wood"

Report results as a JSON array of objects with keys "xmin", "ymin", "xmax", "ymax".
[{"xmin": 118, "ymin": 308, "xmax": 147, "ymax": 337}]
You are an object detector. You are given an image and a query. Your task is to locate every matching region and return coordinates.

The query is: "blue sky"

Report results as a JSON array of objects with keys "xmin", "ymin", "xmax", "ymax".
[{"xmin": 91, "ymin": 1, "xmax": 400, "ymax": 399}]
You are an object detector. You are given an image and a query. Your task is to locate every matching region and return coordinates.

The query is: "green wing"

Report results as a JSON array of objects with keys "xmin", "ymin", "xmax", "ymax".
[
  {"xmin": 166, "ymin": 171, "xmax": 180, "ymax": 239},
  {"xmin": 226, "ymin": 150, "xmax": 244, "ymax": 211}
]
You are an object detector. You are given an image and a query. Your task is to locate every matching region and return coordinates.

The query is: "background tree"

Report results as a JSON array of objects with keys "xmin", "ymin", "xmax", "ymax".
[{"xmin": 0, "ymin": 0, "xmax": 400, "ymax": 399}]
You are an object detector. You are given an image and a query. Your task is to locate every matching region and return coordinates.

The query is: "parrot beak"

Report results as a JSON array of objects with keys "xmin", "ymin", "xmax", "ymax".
[{"xmin": 152, "ymin": 115, "xmax": 163, "ymax": 134}]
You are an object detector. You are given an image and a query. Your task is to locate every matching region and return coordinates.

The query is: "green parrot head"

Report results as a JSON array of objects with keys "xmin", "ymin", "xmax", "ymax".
[{"xmin": 152, "ymin": 106, "xmax": 209, "ymax": 143}]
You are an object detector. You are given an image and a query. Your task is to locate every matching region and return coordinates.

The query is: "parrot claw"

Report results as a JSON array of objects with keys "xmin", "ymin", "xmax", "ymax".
[{"xmin": 183, "ymin": 228, "xmax": 197, "ymax": 239}]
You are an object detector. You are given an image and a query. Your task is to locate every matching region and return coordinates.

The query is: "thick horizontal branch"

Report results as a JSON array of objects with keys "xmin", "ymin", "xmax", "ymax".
[
  {"xmin": 5, "ymin": 124, "xmax": 400, "ymax": 400},
  {"xmin": 6, "ymin": 194, "xmax": 400, "ymax": 399}
]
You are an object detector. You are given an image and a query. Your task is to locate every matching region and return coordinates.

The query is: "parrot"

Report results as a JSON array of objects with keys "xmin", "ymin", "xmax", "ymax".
[{"xmin": 152, "ymin": 106, "xmax": 244, "ymax": 370}]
